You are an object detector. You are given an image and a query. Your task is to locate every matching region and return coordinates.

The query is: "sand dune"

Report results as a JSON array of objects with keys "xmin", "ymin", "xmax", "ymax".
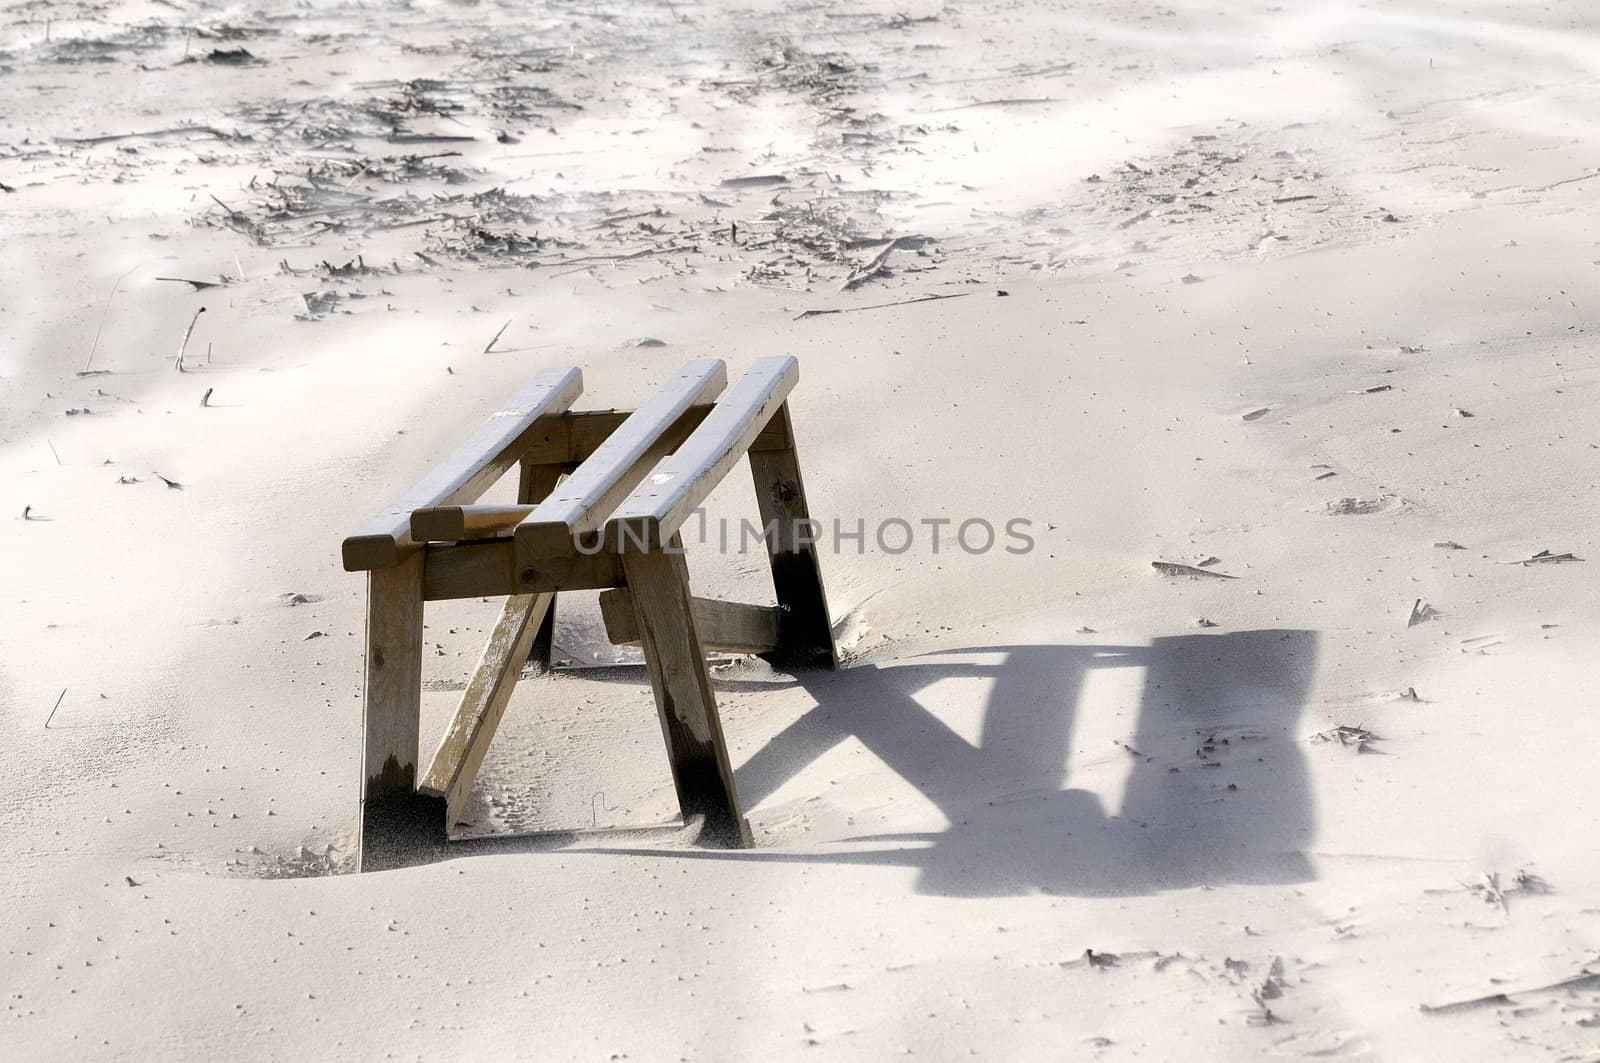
[{"xmin": 4, "ymin": 0, "xmax": 1600, "ymax": 1058}]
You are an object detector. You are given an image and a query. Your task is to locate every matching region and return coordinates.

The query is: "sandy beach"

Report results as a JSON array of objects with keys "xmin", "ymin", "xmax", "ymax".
[{"xmin": 4, "ymin": 0, "xmax": 1600, "ymax": 1058}]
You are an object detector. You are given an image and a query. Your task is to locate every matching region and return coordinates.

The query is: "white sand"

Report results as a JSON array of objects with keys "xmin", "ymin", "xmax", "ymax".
[{"xmin": 4, "ymin": 0, "xmax": 1600, "ymax": 1058}]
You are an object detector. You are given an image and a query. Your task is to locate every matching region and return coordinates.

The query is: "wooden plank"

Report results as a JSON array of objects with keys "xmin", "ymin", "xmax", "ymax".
[
  {"xmin": 410, "ymin": 457, "xmax": 576, "ymax": 541},
  {"xmin": 361, "ymin": 551, "xmax": 425, "ymax": 796},
  {"xmin": 518, "ymin": 462, "xmax": 567, "ymax": 672},
  {"xmin": 516, "ymin": 359, "xmax": 728, "ymax": 560},
  {"xmin": 748, "ymin": 403, "xmax": 838, "ymax": 668},
  {"xmin": 518, "ymin": 407, "xmax": 791, "ymax": 466},
  {"xmin": 598, "ymin": 589, "xmax": 780, "ymax": 655},
  {"xmin": 622, "ymin": 539, "xmax": 753, "ymax": 848},
  {"xmin": 421, "ymin": 540, "xmax": 622, "ymax": 601},
  {"xmin": 606, "ymin": 357, "xmax": 798, "ymax": 551},
  {"xmin": 342, "ymin": 367, "xmax": 583, "ymax": 571},
  {"xmin": 418, "ymin": 592, "xmax": 553, "ymax": 827},
  {"xmin": 519, "ymin": 463, "xmax": 567, "ymax": 504},
  {"xmin": 360, "ymin": 550, "xmax": 445, "ymax": 870},
  {"xmin": 411, "ymin": 503, "xmax": 534, "ymax": 542}
]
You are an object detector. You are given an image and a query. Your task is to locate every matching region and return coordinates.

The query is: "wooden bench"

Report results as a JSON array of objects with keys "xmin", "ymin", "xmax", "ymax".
[{"xmin": 343, "ymin": 356, "xmax": 836, "ymax": 870}]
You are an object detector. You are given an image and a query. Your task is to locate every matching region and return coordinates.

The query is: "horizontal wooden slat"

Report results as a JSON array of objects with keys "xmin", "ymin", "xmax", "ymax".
[
  {"xmin": 606, "ymin": 356, "xmax": 798, "ymax": 551},
  {"xmin": 518, "ymin": 407, "xmax": 791, "ymax": 466},
  {"xmin": 598, "ymin": 588, "xmax": 780, "ymax": 656},
  {"xmin": 421, "ymin": 540, "xmax": 622, "ymax": 601},
  {"xmin": 343, "ymin": 367, "xmax": 584, "ymax": 571},
  {"xmin": 412, "ymin": 503, "xmax": 535, "ymax": 543},
  {"xmin": 419, "ymin": 591, "xmax": 553, "ymax": 826},
  {"xmin": 516, "ymin": 359, "xmax": 728, "ymax": 561}
]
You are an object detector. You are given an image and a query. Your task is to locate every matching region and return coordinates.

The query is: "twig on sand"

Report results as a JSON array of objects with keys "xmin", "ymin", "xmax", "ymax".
[
  {"xmin": 547, "ymin": 244, "xmax": 692, "ymax": 271},
  {"xmin": 44, "ymin": 688, "xmax": 67, "ymax": 729},
  {"xmin": 175, "ymin": 307, "xmax": 207, "ymax": 372},
  {"xmin": 796, "ymin": 292, "xmax": 969, "ymax": 320},
  {"xmin": 153, "ymin": 472, "xmax": 184, "ymax": 490},
  {"xmin": 484, "ymin": 318, "xmax": 512, "ymax": 353},
  {"xmin": 48, "ymin": 440, "xmax": 62, "ymax": 465},
  {"xmin": 1407, "ymin": 598, "xmax": 1440, "ymax": 627},
  {"xmin": 1311, "ymin": 724, "xmax": 1380, "ymax": 752},
  {"xmin": 386, "ymin": 133, "xmax": 476, "ymax": 144},
  {"xmin": 156, "ymin": 276, "xmax": 224, "ymax": 291},
  {"xmin": 84, "ymin": 263, "xmax": 143, "ymax": 372},
  {"xmin": 1509, "ymin": 549, "xmax": 1582, "ymax": 566},
  {"xmin": 1152, "ymin": 561, "xmax": 1239, "ymax": 579},
  {"xmin": 201, "ymin": 388, "xmax": 214, "ymax": 407},
  {"xmin": 1466, "ymin": 870, "xmax": 1509, "ymax": 914},
  {"xmin": 928, "ymin": 97, "xmax": 1063, "ymax": 112},
  {"xmin": 720, "ymin": 174, "xmax": 789, "ymax": 189},
  {"xmin": 56, "ymin": 126, "xmax": 242, "ymax": 146},
  {"xmin": 840, "ymin": 236, "xmax": 925, "ymax": 291}
]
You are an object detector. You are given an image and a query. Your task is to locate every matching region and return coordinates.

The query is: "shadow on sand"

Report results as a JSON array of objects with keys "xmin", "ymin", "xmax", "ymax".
[
  {"xmin": 583, "ymin": 628, "xmax": 1320, "ymax": 898},
  {"xmin": 351, "ymin": 630, "xmax": 1317, "ymax": 896}
]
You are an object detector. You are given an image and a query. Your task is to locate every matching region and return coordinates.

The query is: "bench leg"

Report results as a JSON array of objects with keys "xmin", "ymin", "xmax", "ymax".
[
  {"xmin": 749, "ymin": 404, "xmax": 837, "ymax": 668},
  {"xmin": 527, "ymin": 603, "xmax": 557, "ymax": 672},
  {"xmin": 419, "ymin": 591, "xmax": 553, "ymax": 828},
  {"xmin": 360, "ymin": 551, "xmax": 445, "ymax": 870},
  {"xmin": 622, "ymin": 538, "xmax": 753, "ymax": 848},
  {"xmin": 519, "ymin": 460, "xmax": 567, "ymax": 672}
]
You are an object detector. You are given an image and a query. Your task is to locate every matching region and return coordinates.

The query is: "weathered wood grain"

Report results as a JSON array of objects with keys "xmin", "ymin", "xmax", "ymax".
[
  {"xmin": 516, "ymin": 359, "xmax": 728, "ymax": 560},
  {"xmin": 598, "ymin": 588, "xmax": 780, "ymax": 655},
  {"xmin": 622, "ymin": 539, "xmax": 753, "ymax": 848},
  {"xmin": 606, "ymin": 356, "xmax": 798, "ymax": 551},
  {"xmin": 359, "ymin": 550, "xmax": 440, "ymax": 869},
  {"xmin": 748, "ymin": 402, "xmax": 838, "ymax": 668},
  {"xmin": 418, "ymin": 591, "xmax": 553, "ymax": 827},
  {"xmin": 411, "ymin": 503, "xmax": 534, "ymax": 542},
  {"xmin": 342, "ymin": 366, "xmax": 583, "ymax": 570},
  {"xmin": 518, "ymin": 407, "xmax": 791, "ymax": 467},
  {"xmin": 362, "ymin": 550, "xmax": 425, "ymax": 797},
  {"xmin": 518, "ymin": 462, "xmax": 567, "ymax": 671},
  {"xmin": 421, "ymin": 540, "xmax": 623, "ymax": 601}
]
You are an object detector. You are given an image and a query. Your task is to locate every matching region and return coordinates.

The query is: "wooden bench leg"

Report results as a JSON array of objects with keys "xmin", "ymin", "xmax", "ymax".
[
  {"xmin": 519, "ymin": 460, "xmax": 567, "ymax": 672},
  {"xmin": 749, "ymin": 404, "xmax": 838, "ymax": 669},
  {"xmin": 622, "ymin": 537, "xmax": 753, "ymax": 848},
  {"xmin": 360, "ymin": 551, "xmax": 445, "ymax": 870},
  {"xmin": 419, "ymin": 591, "xmax": 553, "ymax": 829}
]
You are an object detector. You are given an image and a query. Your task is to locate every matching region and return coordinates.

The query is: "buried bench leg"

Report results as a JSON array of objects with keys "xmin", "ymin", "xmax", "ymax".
[
  {"xmin": 622, "ymin": 537, "xmax": 753, "ymax": 848},
  {"xmin": 359, "ymin": 550, "xmax": 446, "ymax": 870},
  {"xmin": 748, "ymin": 404, "xmax": 838, "ymax": 669},
  {"xmin": 519, "ymin": 460, "xmax": 567, "ymax": 672}
]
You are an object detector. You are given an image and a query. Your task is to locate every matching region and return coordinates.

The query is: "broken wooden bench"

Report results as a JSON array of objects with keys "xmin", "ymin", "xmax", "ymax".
[{"xmin": 342, "ymin": 356, "xmax": 836, "ymax": 870}]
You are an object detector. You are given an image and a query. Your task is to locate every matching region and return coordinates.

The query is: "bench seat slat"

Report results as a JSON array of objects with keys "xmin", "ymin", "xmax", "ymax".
[
  {"xmin": 411, "ymin": 503, "xmax": 534, "ymax": 543},
  {"xmin": 342, "ymin": 366, "xmax": 583, "ymax": 571},
  {"xmin": 606, "ymin": 356, "xmax": 798, "ymax": 550},
  {"xmin": 515, "ymin": 359, "xmax": 727, "ymax": 560}
]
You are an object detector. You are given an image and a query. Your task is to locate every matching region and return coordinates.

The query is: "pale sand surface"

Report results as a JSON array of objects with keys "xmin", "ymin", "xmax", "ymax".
[{"xmin": 4, "ymin": 1, "xmax": 1600, "ymax": 1059}]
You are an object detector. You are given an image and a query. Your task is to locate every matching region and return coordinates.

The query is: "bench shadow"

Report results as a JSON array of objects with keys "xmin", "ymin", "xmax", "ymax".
[
  {"xmin": 593, "ymin": 629, "xmax": 1319, "ymax": 898},
  {"xmin": 364, "ymin": 630, "xmax": 1319, "ymax": 898}
]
